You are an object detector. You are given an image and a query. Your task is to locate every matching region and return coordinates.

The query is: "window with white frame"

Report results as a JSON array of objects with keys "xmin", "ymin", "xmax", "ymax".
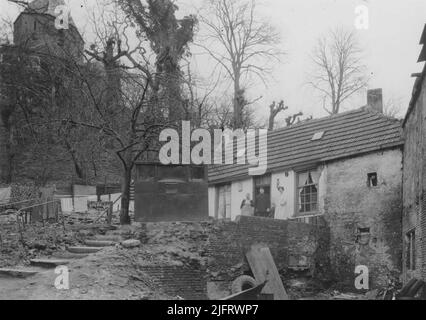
[{"xmin": 297, "ymin": 170, "xmax": 319, "ymax": 215}]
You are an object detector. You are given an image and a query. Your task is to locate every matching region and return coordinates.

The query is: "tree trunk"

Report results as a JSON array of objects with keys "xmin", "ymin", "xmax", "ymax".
[
  {"xmin": 0, "ymin": 112, "xmax": 12, "ymax": 183},
  {"xmin": 268, "ymin": 112, "xmax": 275, "ymax": 131},
  {"xmin": 120, "ymin": 167, "xmax": 132, "ymax": 225},
  {"xmin": 233, "ymin": 75, "xmax": 242, "ymax": 129},
  {"xmin": 104, "ymin": 39, "xmax": 121, "ymax": 117}
]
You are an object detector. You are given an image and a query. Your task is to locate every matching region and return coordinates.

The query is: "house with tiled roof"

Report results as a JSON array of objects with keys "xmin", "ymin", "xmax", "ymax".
[{"xmin": 208, "ymin": 89, "xmax": 404, "ymax": 287}]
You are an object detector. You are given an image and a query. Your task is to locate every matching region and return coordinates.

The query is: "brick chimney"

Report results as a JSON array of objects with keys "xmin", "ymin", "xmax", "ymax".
[{"xmin": 367, "ymin": 89, "xmax": 383, "ymax": 113}]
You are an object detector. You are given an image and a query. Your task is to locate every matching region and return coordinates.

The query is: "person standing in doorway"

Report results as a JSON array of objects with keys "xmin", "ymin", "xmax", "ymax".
[
  {"xmin": 275, "ymin": 179, "xmax": 288, "ymax": 220},
  {"xmin": 255, "ymin": 188, "xmax": 270, "ymax": 217},
  {"xmin": 240, "ymin": 193, "xmax": 254, "ymax": 216}
]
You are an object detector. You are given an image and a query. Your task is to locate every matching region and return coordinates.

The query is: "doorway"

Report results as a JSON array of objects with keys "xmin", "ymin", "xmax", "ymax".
[
  {"xmin": 217, "ymin": 184, "xmax": 231, "ymax": 220},
  {"xmin": 254, "ymin": 175, "xmax": 271, "ymax": 216}
]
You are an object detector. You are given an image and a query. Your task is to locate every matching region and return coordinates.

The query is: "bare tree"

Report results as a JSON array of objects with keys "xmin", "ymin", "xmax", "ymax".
[
  {"xmin": 268, "ymin": 100, "xmax": 287, "ymax": 131},
  {"xmin": 285, "ymin": 112, "xmax": 304, "ymax": 127},
  {"xmin": 198, "ymin": 0, "xmax": 283, "ymax": 129},
  {"xmin": 0, "ymin": 16, "xmax": 14, "ymax": 44},
  {"xmin": 210, "ymin": 100, "xmax": 256, "ymax": 130},
  {"xmin": 66, "ymin": 65, "xmax": 166, "ymax": 225},
  {"xmin": 180, "ymin": 62, "xmax": 220, "ymax": 128},
  {"xmin": 308, "ymin": 27, "xmax": 368, "ymax": 115},
  {"xmin": 383, "ymin": 96, "xmax": 403, "ymax": 119}
]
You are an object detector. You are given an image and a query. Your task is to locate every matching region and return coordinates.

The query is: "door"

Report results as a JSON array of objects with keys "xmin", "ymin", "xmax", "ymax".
[
  {"xmin": 217, "ymin": 184, "xmax": 231, "ymax": 219},
  {"xmin": 254, "ymin": 175, "xmax": 272, "ymax": 216}
]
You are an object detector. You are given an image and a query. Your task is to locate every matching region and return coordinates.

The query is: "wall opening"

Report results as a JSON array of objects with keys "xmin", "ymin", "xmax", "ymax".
[
  {"xmin": 406, "ymin": 230, "xmax": 416, "ymax": 271},
  {"xmin": 367, "ymin": 172, "xmax": 378, "ymax": 187}
]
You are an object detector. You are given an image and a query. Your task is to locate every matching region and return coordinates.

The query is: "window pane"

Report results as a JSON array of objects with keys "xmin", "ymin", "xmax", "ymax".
[
  {"xmin": 310, "ymin": 171, "xmax": 320, "ymax": 184},
  {"xmin": 298, "ymin": 172, "xmax": 309, "ymax": 187},
  {"xmin": 305, "ymin": 203, "xmax": 311, "ymax": 212},
  {"xmin": 298, "ymin": 171, "xmax": 319, "ymax": 214}
]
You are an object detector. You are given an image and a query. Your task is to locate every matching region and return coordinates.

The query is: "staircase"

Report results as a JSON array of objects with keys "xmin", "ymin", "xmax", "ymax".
[{"xmin": 0, "ymin": 233, "xmax": 124, "ymax": 277}]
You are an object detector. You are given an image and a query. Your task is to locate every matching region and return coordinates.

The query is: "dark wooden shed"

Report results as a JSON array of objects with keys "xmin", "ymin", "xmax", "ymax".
[{"xmin": 134, "ymin": 163, "xmax": 208, "ymax": 222}]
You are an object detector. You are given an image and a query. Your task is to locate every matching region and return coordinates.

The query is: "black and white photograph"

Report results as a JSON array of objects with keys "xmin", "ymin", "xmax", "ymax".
[{"xmin": 0, "ymin": 0, "xmax": 425, "ymax": 306}]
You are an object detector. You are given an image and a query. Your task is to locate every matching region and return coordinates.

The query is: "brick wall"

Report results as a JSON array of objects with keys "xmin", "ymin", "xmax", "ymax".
[
  {"xmin": 139, "ymin": 266, "xmax": 207, "ymax": 300},
  {"xmin": 324, "ymin": 150, "xmax": 403, "ymax": 288},
  {"xmin": 403, "ymin": 72, "xmax": 426, "ymax": 283},
  {"xmin": 206, "ymin": 216, "xmax": 330, "ymax": 297}
]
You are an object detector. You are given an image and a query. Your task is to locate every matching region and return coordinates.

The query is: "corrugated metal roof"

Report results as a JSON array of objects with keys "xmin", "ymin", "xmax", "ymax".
[{"xmin": 208, "ymin": 108, "xmax": 403, "ymax": 184}]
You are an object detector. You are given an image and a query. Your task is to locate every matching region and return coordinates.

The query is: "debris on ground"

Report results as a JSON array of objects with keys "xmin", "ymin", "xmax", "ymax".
[
  {"xmin": 1, "ymin": 215, "xmax": 413, "ymax": 300},
  {"xmin": 121, "ymin": 239, "xmax": 141, "ymax": 249},
  {"xmin": 0, "ymin": 218, "xmax": 211, "ymax": 300}
]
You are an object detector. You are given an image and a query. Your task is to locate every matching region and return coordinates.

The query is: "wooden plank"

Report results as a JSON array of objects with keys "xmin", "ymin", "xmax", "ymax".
[
  {"xmin": 246, "ymin": 245, "xmax": 289, "ymax": 300},
  {"xmin": 221, "ymin": 281, "xmax": 267, "ymax": 301}
]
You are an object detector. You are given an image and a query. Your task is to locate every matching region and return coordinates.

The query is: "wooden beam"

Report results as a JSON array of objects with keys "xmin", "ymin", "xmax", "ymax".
[{"xmin": 246, "ymin": 244, "xmax": 289, "ymax": 300}]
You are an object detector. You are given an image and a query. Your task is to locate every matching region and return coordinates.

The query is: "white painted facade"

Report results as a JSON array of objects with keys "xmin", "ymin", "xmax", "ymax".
[{"xmin": 208, "ymin": 166, "xmax": 328, "ymax": 221}]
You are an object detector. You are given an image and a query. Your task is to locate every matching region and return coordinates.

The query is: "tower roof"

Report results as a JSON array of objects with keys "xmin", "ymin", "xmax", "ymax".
[{"xmin": 26, "ymin": 0, "xmax": 77, "ymax": 29}]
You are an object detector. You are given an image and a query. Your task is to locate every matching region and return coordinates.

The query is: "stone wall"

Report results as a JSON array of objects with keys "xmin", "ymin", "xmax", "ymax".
[
  {"xmin": 0, "ymin": 15, "xmax": 121, "ymax": 188},
  {"xmin": 324, "ymin": 149, "xmax": 403, "ymax": 288}
]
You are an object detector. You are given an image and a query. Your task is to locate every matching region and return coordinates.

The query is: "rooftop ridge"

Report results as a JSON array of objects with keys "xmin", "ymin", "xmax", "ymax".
[{"xmin": 271, "ymin": 106, "xmax": 400, "ymax": 135}]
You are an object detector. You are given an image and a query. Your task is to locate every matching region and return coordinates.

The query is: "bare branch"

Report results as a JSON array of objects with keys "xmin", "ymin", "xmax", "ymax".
[{"xmin": 307, "ymin": 27, "xmax": 368, "ymax": 114}]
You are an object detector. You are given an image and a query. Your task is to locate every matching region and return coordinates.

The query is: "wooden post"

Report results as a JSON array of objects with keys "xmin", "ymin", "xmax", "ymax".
[
  {"xmin": 71, "ymin": 178, "xmax": 75, "ymax": 211},
  {"xmin": 107, "ymin": 202, "xmax": 113, "ymax": 225}
]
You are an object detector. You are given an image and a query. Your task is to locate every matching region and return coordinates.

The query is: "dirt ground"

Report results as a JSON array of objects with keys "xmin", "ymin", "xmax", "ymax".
[
  {"xmin": 0, "ymin": 247, "xmax": 173, "ymax": 300},
  {"xmin": 1, "ymin": 215, "xmax": 375, "ymax": 300},
  {"xmin": 0, "ymin": 217, "xmax": 209, "ymax": 300}
]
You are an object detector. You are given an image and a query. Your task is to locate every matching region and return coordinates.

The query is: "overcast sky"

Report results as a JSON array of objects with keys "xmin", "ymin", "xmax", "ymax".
[{"xmin": 1, "ymin": 0, "xmax": 425, "ymax": 122}]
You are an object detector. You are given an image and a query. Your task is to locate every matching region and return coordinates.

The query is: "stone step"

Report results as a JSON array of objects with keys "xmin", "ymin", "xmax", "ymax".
[
  {"xmin": 30, "ymin": 259, "xmax": 70, "ymax": 268},
  {"xmin": 91, "ymin": 235, "xmax": 123, "ymax": 242},
  {"xmin": 0, "ymin": 268, "xmax": 39, "ymax": 278},
  {"xmin": 84, "ymin": 240, "xmax": 116, "ymax": 247},
  {"xmin": 52, "ymin": 252, "xmax": 89, "ymax": 259},
  {"xmin": 67, "ymin": 246, "xmax": 103, "ymax": 254}
]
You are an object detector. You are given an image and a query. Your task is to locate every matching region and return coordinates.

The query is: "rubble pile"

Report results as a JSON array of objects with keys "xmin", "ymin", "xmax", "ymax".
[
  {"xmin": 129, "ymin": 221, "xmax": 212, "ymax": 268},
  {"xmin": 0, "ymin": 212, "xmax": 113, "ymax": 268},
  {"xmin": 0, "ymin": 221, "xmax": 78, "ymax": 268}
]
